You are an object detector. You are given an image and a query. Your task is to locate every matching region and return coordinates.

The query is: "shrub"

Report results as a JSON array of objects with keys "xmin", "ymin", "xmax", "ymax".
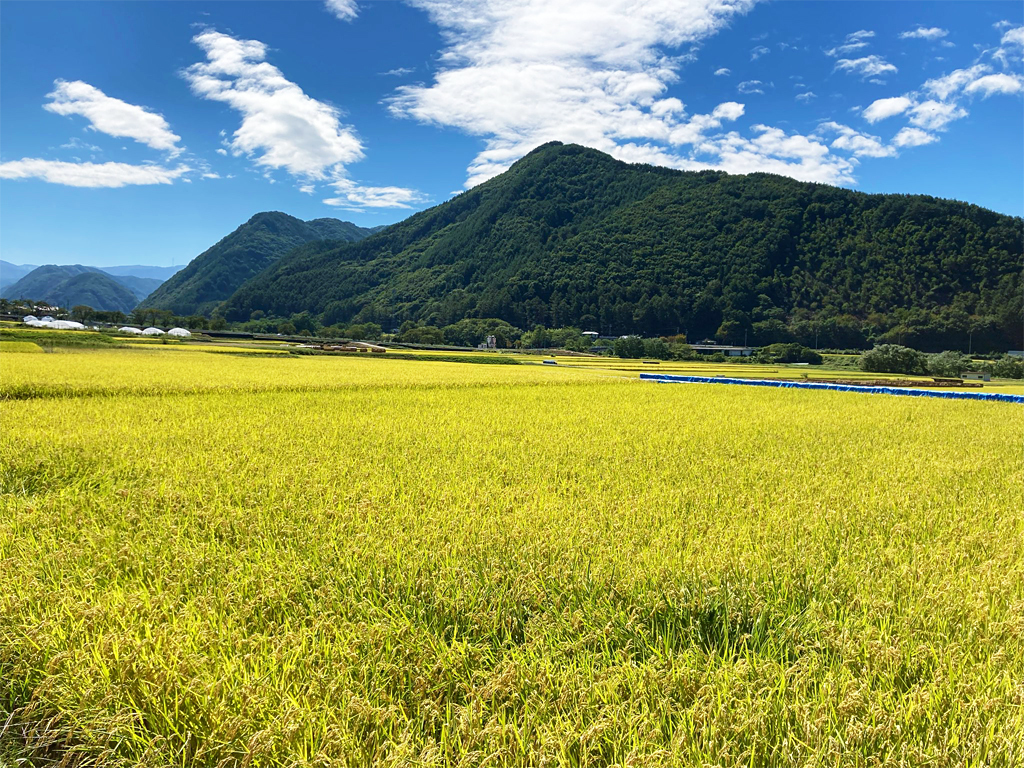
[{"xmin": 860, "ymin": 344, "xmax": 927, "ymax": 375}]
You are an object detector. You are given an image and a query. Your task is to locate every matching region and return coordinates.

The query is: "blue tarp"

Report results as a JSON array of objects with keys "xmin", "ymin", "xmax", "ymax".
[{"xmin": 638, "ymin": 373, "xmax": 1024, "ymax": 403}]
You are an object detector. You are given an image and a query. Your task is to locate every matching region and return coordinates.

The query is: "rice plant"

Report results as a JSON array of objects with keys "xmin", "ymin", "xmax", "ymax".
[{"xmin": 1, "ymin": 348, "xmax": 1021, "ymax": 766}]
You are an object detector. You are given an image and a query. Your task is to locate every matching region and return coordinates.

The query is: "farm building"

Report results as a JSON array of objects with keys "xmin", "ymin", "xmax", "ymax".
[
  {"xmin": 167, "ymin": 328, "xmax": 192, "ymax": 337},
  {"xmin": 118, "ymin": 327, "xmax": 143, "ymax": 334},
  {"xmin": 690, "ymin": 342, "xmax": 755, "ymax": 357},
  {"xmin": 962, "ymin": 371, "xmax": 991, "ymax": 382},
  {"xmin": 141, "ymin": 327, "xmax": 165, "ymax": 336}
]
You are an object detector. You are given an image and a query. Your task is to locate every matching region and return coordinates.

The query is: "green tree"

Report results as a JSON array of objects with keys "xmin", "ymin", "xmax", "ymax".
[
  {"xmin": 70, "ymin": 305, "xmax": 95, "ymax": 323},
  {"xmin": 614, "ymin": 335, "xmax": 645, "ymax": 359},
  {"xmin": 860, "ymin": 345, "xmax": 927, "ymax": 375},
  {"xmin": 926, "ymin": 350, "xmax": 971, "ymax": 377}
]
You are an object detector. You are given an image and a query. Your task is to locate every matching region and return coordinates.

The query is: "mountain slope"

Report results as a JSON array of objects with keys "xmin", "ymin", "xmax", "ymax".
[
  {"xmin": 2, "ymin": 265, "xmax": 97, "ymax": 301},
  {"xmin": 102, "ymin": 264, "xmax": 184, "ymax": 281},
  {"xmin": 0, "ymin": 261, "xmax": 39, "ymax": 292},
  {"xmin": 107, "ymin": 274, "xmax": 165, "ymax": 302},
  {"xmin": 220, "ymin": 142, "xmax": 1023, "ymax": 349},
  {"xmin": 136, "ymin": 212, "xmax": 380, "ymax": 316},
  {"xmin": 2, "ymin": 265, "xmax": 139, "ymax": 313}
]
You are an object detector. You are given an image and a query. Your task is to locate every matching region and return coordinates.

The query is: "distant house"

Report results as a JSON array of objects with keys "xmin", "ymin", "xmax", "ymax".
[
  {"xmin": 962, "ymin": 371, "xmax": 991, "ymax": 382},
  {"xmin": 690, "ymin": 343, "xmax": 755, "ymax": 357}
]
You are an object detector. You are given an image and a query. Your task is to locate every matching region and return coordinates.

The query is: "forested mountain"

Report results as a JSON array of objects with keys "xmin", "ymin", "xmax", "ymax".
[
  {"xmin": 137, "ymin": 212, "xmax": 380, "ymax": 316},
  {"xmin": 2, "ymin": 265, "xmax": 139, "ymax": 313},
  {"xmin": 220, "ymin": 143, "xmax": 1023, "ymax": 351}
]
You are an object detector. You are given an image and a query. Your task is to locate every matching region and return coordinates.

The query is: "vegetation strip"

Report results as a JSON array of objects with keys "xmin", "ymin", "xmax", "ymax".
[{"xmin": 640, "ymin": 373, "xmax": 1024, "ymax": 403}]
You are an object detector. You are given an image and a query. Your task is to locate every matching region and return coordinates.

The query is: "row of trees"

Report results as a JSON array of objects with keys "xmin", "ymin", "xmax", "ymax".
[{"xmin": 860, "ymin": 345, "xmax": 1023, "ymax": 378}]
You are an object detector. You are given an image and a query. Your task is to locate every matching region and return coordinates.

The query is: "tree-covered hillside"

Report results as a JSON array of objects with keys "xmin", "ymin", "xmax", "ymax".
[
  {"xmin": 137, "ymin": 212, "xmax": 380, "ymax": 316},
  {"xmin": 1, "ymin": 265, "xmax": 139, "ymax": 313},
  {"xmin": 219, "ymin": 144, "xmax": 1023, "ymax": 351}
]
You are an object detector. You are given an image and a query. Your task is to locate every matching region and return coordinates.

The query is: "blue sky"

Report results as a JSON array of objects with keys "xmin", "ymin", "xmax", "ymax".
[{"xmin": 1, "ymin": 0, "xmax": 1022, "ymax": 268}]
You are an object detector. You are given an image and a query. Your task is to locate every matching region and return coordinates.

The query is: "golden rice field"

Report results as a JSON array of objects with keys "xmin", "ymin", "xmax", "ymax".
[{"xmin": 1, "ymin": 346, "xmax": 1022, "ymax": 767}]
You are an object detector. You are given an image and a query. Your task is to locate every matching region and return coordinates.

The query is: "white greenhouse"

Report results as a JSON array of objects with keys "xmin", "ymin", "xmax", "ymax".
[
  {"xmin": 141, "ymin": 327, "xmax": 165, "ymax": 336},
  {"xmin": 166, "ymin": 327, "xmax": 192, "ymax": 337},
  {"xmin": 118, "ymin": 326, "xmax": 144, "ymax": 335}
]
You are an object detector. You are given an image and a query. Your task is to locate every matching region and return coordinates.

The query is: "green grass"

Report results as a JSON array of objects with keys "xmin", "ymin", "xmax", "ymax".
[{"xmin": 1, "ymin": 347, "xmax": 1022, "ymax": 766}]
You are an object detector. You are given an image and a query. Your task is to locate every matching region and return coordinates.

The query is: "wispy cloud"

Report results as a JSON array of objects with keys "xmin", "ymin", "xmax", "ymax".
[
  {"xmin": 899, "ymin": 27, "xmax": 948, "ymax": 41},
  {"xmin": 714, "ymin": 67, "xmax": 731, "ymax": 76},
  {"xmin": 0, "ymin": 159, "xmax": 190, "ymax": 188},
  {"xmin": 737, "ymin": 80, "xmax": 765, "ymax": 95},
  {"xmin": 795, "ymin": 91, "xmax": 816, "ymax": 102},
  {"xmin": 825, "ymin": 29, "xmax": 874, "ymax": 57},
  {"xmin": 44, "ymin": 80, "xmax": 182, "ymax": 156},
  {"xmin": 750, "ymin": 45, "xmax": 770, "ymax": 60},
  {"xmin": 835, "ymin": 55, "xmax": 897, "ymax": 78},
  {"xmin": 325, "ymin": 179, "xmax": 430, "ymax": 209},
  {"xmin": 380, "ymin": 67, "xmax": 415, "ymax": 77}
]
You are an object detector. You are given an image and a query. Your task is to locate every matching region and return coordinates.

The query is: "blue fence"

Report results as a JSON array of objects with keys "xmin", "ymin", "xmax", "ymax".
[{"xmin": 639, "ymin": 373, "xmax": 1024, "ymax": 404}]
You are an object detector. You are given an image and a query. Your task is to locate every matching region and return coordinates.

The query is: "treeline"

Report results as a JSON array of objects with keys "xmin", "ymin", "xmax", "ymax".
[
  {"xmin": 860, "ymin": 344, "xmax": 1023, "ymax": 378},
  {"xmin": 219, "ymin": 143, "xmax": 1023, "ymax": 353}
]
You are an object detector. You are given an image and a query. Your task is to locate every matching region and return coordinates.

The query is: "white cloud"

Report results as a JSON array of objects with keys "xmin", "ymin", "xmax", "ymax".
[
  {"xmin": 892, "ymin": 127, "xmax": 937, "ymax": 147},
  {"xmin": 817, "ymin": 121, "xmax": 895, "ymax": 158},
  {"xmin": 325, "ymin": 179, "xmax": 429, "ymax": 209},
  {"xmin": 695, "ymin": 126, "xmax": 857, "ymax": 184},
  {"xmin": 907, "ymin": 99, "xmax": 967, "ymax": 131},
  {"xmin": 381, "ymin": 67, "xmax": 415, "ymax": 77},
  {"xmin": 737, "ymin": 80, "xmax": 765, "ymax": 94},
  {"xmin": 1001, "ymin": 26, "xmax": 1024, "ymax": 47},
  {"xmin": 923, "ymin": 64, "xmax": 990, "ymax": 100},
  {"xmin": 0, "ymin": 159, "xmax": 190, "ymax": 188},
  {"xmin": 795, "ymin": 91, "xmax": 816, "ymax": 102},
  {"xmin": 324, "ymin": 0, "xmax": 358, "ymax": 21},
  {"xmin": 714, "ymin": 67, "xmax": 731, "ymax": 76},
  {"xmin": 899, "ymin": 27, "xmax": 948, "ymax": 41},
  {"xmin": 835, "ymin": 55, "xmax": 897, "ymax": 78},
  {"xmin": 184, "ymin": 30, "xmax": 365, "ymax": 179},
  {"xmin": 183, "ymin": 29, "xmax": 423, "ymax": 209},
  {"xmin": 215, "ymin": 148, "xmax": 228, "ymax": 156},
  {"xmin": 751, "ymin": 45, "xmax": 770, "ymax": 60},
  {"xmin": 964, "ymin": 72, "xmax": 1024, "ymax": 97},
  {"xmin": 388, "ymin": 0, "xmax": 761, "ymax": 187},
  {"xmin": 862, "ymin": 96, "xmax": 913, "ymax": 122},
  {"xmin": 201, "ymin": 172, "xmax": 220, "ymax": 179},
  {"xmin": 44, "ymin": 80, "xmax": 182, "ymax": 156}
]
